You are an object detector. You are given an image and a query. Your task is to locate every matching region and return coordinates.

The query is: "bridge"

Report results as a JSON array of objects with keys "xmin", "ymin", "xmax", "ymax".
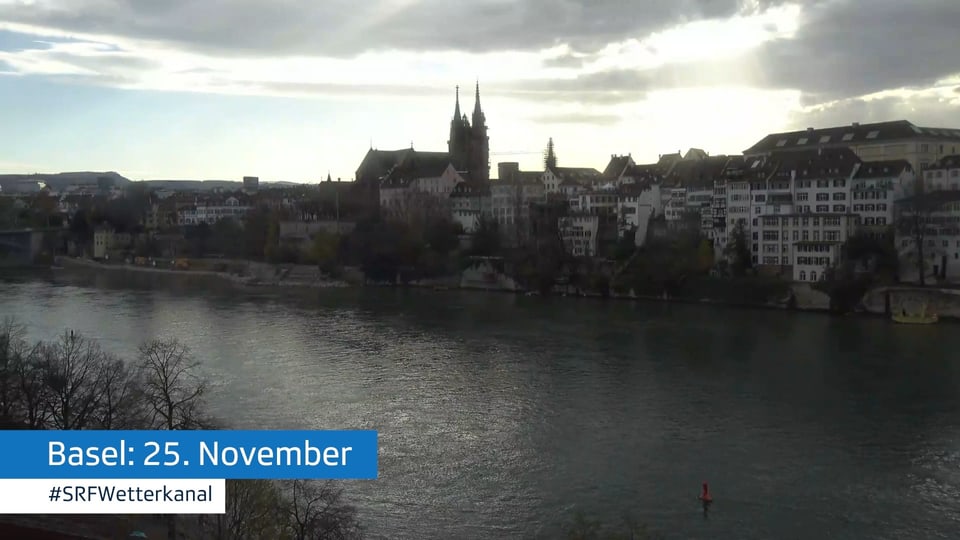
[{"xmin": 0, "ymin": 228, "xmax": 52, "ymax": 266}]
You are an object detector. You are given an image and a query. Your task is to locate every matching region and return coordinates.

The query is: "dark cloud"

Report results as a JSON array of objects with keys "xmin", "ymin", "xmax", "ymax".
[
  {"xmin": 530, "ymin": 112, "xmax": 620, "ymax": 125},
  {"xmin": 790, "ymin": 94, "xmax": 960, "ymax": 131},
  {"xmin": 0, "ymin": 0, "xmax": 779, "ymax": 57},
  {"xmin": 751, "ymin": 0, "xmax": 960, "ymax": 104}
]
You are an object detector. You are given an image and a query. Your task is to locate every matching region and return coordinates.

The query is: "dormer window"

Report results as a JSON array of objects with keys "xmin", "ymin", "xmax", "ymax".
[
  {"xmin": 776, "ymin": 139, "xmax": 787, "ymax": 147},
  {"xmin": 797, "ymin": 138, "xmax": 808, "ymax": 145},
  {"xmin": 842, "ymin": 133, "xmax": 854, "ymax": 141},
  {"xmin": 866, "ymin": 130, "xmax": 880, "ymax": 139}
]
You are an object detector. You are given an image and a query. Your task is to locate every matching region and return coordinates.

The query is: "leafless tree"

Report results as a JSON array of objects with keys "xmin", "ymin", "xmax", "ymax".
[
  {"xmin": 896, "ymin": 193, "xmax": 939, "ymax": 286},
  {"xmin": 135, "ymin": 338, "xmax": 211, "ymax": 540},
  {"xmin": 280, "ymin": 480, "xmax": 363, "ymax": 540},
  {"xmin": 39, "ymin": 331, "xmax": 110, "ymax": 430},
  {"xmin": 0, "ymin": 317, "xmax": 27, "ymax": 422},
  {"xmin": 135, "ymin": 338, "xmax": 210, "ymax": 431},
  {"xmin": 91, "ymin": 353, "xmax": 142, "ymax": 430},
  {"xmin": 199, "ymin": 480, "xmax": 285, "ymax": 540}
]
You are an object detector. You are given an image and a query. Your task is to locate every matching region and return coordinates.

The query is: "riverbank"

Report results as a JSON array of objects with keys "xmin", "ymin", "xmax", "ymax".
[
  {"xmin": 50, "ymin": 256, "xmax": 960, "ymax": 322},
  {"xmin": 56, "ymin": 256, "xmax": 351, "ymax": 290}
]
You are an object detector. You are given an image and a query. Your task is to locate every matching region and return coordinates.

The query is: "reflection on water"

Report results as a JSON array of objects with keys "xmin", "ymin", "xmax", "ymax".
[{"xmin": 3, "ymin": 270, "xmax": 960, "ymax": 539}]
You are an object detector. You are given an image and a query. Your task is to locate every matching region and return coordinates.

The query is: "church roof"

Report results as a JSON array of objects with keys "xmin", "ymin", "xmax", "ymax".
[{"xmin": 380, "ymin": 150, "xmax": 453, "ymax": 187}]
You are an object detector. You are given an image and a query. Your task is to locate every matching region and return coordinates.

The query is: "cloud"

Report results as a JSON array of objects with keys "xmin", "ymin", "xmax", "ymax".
[
  {"xmin": 0, "ymin": 0, "xmax": 787, "ymax": 58},
  {"xmin": 789, "ymin": 90, "xmax": 960, "ymax": 131},
  {"xmin": 750, "ymin": 0, "xmax": 960, "ymax": 104},
  {"xmin": 530, "ymin": 112, "xmax": 621, "ymax": 125}
]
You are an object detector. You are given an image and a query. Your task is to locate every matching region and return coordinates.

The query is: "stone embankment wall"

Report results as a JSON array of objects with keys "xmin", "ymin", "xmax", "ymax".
[{"xmin": 862, "ymin": 286, "xmax": 960, "ymax": 318}]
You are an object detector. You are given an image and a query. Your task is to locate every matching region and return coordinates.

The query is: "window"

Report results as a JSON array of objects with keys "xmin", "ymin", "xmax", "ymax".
[
  {"xmin": 866, "ymin": 130, "xmax": 880, "ymax": 139},
  {"xmin": 799, "ymin": 271, "xmax": 806, "ymax": 281},
  {"xmin": 816, "ymin": 193, "xmax": 829, "ymax": 201},
  {"xmin": 842, "ymin": 133, "xmax": 854, "ymax": 141},
  {"xmin": 811, "ymin": 271, "xmax": 817, "ymax": 281},
  {"xmin": 816, "ymin": 205, "xmax": 829, "ymax": 212},
  {"xmin": 833, "ymin": 205, "xmax": 846, "ymax": 212},
  {"xmin": 776, "ymin": 139, "xmax": 787, "ymax": 147},
  {"xmin": 763, "ymin": 231, "xmax": 779, "ymax": 241},
  {"xmin": 797, "ymin": 192, "xmax": 809, "ymax": 201},
  {"xmin": 798, "ymin": 138, "xmax": 808, "ymax": 145},
  {"xmin": 833, "ymin": 192, "xmax": 846, "ymax": 200},
  {"xmin": 819, "ymin": 136, "xmax": 830, "ymax": 143}
]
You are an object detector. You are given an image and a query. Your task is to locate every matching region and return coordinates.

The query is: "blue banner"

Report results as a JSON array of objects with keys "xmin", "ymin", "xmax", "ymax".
[{"xmin": 0, "ymin": 430, "xmax": 378, "ymax": 479}]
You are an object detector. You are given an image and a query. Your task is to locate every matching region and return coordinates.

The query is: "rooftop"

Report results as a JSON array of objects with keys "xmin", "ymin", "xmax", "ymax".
[{"xmin": 744, "ymin": 120, "xmax": 960, "ymax": 155}]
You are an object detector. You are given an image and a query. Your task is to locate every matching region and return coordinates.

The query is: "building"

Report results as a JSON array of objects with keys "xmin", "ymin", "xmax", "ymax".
[
  {"xmin": 489, "ymin": 170, "xmax": 545, "ymax": 245},
  {"xmin": 448, "ymin": 83, "xmax": 490, "ymax": 183},
  {"xmin": 355, "ymin": 84, "xmax": 490, "ymax": 211},
  {"xmin": 177, "ymin": 196, "xmax": 251, "ymax": 226},
  {"xmin": 378, "ymin": 153, "xmax": 464, "ymax": 221},
  {"xmin": 895, "ymin": 191, "xmax": 960, "ymax": 284},
  {"xmin": 851, "ymin": 160, "xmax": 913, "ymax": 236},
  {"xmin": 744, "ymin": 120, "xmax": 960, "ymax": 173},
  {"xmin": 243, "ymin": 176, "xmax": 259, "ymax": 194},
  {"xmin": 450, "ymin": 182, "xmax": 491, "ymax": 233},
  {"xmin": 559, "ymin": 213, "xmax": 600, "ymax": 257},
  {"xmin": 921, "ymin": 154, "xmax": 960, "ymax": 191},
  {"xmin": 755, "ymin": 213, "xmax": 859, "ymax": 281}
]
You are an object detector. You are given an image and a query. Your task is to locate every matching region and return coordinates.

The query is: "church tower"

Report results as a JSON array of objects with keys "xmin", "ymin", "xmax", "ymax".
[
  {"xmin": 470, "ymin": 81, "xmax": 490, "ymax": 182},
  {"xmin": 448, "ymin": 86, "xmax": 471, "ymax": 173}
]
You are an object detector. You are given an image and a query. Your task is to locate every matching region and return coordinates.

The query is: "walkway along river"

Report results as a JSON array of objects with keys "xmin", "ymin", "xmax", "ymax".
[{"xmin": 3, "ymin": 270, "xmax": 960, "ymax": 539}]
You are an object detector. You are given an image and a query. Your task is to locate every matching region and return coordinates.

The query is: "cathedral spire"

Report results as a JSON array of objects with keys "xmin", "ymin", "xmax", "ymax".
[{"xmin": 453, "ymin": 85, "xmax": 461, "ymax": 120}]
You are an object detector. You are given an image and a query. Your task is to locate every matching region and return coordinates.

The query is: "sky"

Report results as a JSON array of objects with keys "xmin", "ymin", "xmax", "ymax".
[{"xmin": 0, "ymin": 0, "xmax": 958, "ymax": 183}]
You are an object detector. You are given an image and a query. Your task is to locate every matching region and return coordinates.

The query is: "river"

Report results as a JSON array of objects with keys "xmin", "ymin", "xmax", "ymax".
[{"xmin": 2, "ymin": 269, "xmax": 960, "ymax": 539}]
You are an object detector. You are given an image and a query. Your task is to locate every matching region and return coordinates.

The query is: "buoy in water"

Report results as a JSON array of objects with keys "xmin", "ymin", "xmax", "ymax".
[{"xmin": 699, "ymin": 482, "xmax": 713, "ymax": 503}]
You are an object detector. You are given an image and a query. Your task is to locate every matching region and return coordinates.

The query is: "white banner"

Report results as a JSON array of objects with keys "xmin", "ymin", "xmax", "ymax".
[{"xmin": 0, "ymin": 479, "xmax": 225, "ymax": 514}]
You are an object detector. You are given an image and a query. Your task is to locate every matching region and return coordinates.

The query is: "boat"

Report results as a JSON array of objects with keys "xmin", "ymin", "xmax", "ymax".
[{"xmin": 892, "ymin": 302, "xmax": 939, "ymax": 325}]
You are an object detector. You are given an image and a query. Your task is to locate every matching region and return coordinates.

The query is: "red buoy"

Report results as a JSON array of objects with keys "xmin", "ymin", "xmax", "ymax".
[{"xmin": 699, "ymin": 482, "xmax": 713, "ymax": 503}]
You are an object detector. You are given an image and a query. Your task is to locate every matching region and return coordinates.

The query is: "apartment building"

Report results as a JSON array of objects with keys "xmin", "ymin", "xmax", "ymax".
[
  {"xmin": 850, "ymin": 160, "xmax": 913, "ymax": 236},
  {"xmin": 744, "ymin": 120, "xmax": 960, "ymax": 173},
  {"xmin": 921, "ymin": 155, "xmax": 960, "ymax": 191},
  {"xmin": 756, "ymin": 213, "xmax": 859, "ymax": 281}
]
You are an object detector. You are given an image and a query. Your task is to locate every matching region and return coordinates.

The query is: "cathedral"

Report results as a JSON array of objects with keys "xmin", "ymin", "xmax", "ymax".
[
  {"xmin": 447, "ymin": 82, "xmax": 490, "ymax": 183},
  {"xmin": 354, "ymin": 82, "xmax": 490, "ymax": 211}
]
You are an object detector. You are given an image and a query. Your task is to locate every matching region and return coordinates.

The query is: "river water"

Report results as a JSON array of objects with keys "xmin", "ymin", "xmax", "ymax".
[{"xmin": 2, "ymin": 270, "xmax": 960, "ymax": 539}]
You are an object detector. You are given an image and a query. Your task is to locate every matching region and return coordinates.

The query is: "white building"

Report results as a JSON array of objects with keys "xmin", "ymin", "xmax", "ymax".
[
  {"xmin": 559, "ymin": 213, "xmax": 600, "ymax": 257},
  {"xmin": 921, "ymin": 154, "xmax": 960, "ymax": 191},
  {"xmin": 177, "ymin": 196, "xmax": 251, "ymax": 226},
  {"xmin": 756, "ymin": 213, "xmax": 860, "ymax": 281},
  {"xmin": 850, "ymin": 160, "xmax": 913, "ymax": 236}
]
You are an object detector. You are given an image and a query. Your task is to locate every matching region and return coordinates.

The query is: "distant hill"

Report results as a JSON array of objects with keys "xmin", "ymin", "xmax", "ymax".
[
  {"xmin": 0, "ymin": 172, "xmax": 307, "ymax": 194},
  {"xmin": 0, "ymin": 171, "xmax": 131, "ymax": 192}
]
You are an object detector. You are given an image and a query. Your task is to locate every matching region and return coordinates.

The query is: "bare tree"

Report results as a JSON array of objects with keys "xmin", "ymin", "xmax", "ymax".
[
  {"xmin": 135, "ymin": 338, "xmax": 210, "ymax": 431},
  {"xmin": 39, "ymin": 331, "xmax": 110, "ymax": 430},
  {"xmin": 896, "ymin": 192, "xmax": 939, "ymax": 286},
  {"xmin": 280, "ymin": 480, "xmax": 363, "ymax": 540},
  {"xmin": 0, "ymin": 317, "xmax": 27, "ymax": 423},
  {"xmin": 199, "ymin": 480, "xmax": 285, "ymax": 540},
  {"xmin": 135, "ymin": 338, "xmax": 210, "ymax": 540},
  {"xmin": 92, "ymin": 353, "xmax": 142, "ymax": 430}
]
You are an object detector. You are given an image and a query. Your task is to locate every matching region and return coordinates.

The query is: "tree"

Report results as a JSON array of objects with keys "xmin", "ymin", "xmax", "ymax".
[
  {"xmin": 544, "ymin": 137, "xmax": 557, "ymax": 170},
  {"xmin": 896, "ymin": 192, "xmax": 941, "ymax": 286},
  {"xmin": 310, "ymin": 230, "xmax": 341, "ymax": 273},
  {"xmin": 470, "ymin": 216, "xmax": 501, "ymax": 257},
  {"xmin": 722, "ymin": 220, "xmax": 752, "ymax": 277},
  {"xmin": 38, "ymin": 331, "xmax": 112, "ymax": 430},
  {"xmin": 280, "ymin": 480, "xmax": 363, "ymax": 540},
  {"xmin": 696, "ymin": 238, "xmax": 715, "ymax": 273},
  {"xmin": 135, "ymin": 339, "xmax": 210, "ymax": 431}
]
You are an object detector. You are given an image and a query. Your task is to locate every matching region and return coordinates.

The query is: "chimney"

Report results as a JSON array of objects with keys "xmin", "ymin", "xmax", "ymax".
[
  {"xmin": 807, "ymin": 127, "xmax": 814, "ymax": 132},
  {"xmin": 852, "ymin": 122, "xmax": 860, "ymax": 128}
]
